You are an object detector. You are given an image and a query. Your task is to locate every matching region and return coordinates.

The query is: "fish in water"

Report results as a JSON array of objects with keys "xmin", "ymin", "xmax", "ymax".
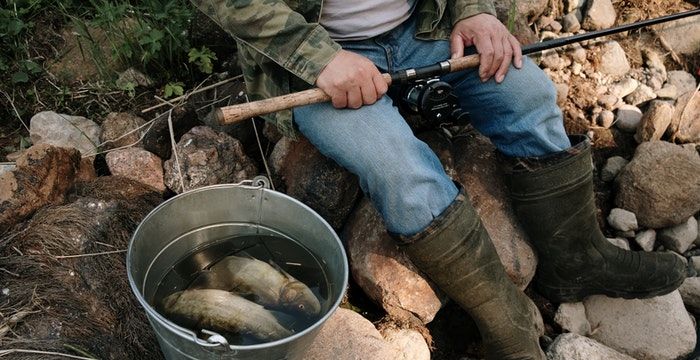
[
  {"xmin": 162, "ymin": 289, "xmax": 293, "ymax": 341},
  {"xmin": 191, "ymin": 255, "xmax": 321, "ymax": 317}
]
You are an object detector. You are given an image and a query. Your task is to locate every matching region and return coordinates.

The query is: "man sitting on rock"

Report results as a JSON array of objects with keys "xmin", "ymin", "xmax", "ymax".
[{"xmin": 190, "ymin": 0, "xmax": 689, "ymax": 358}]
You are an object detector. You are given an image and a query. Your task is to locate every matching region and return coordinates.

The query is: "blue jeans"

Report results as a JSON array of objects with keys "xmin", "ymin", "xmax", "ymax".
[{"xmin": 293, "ymin": 15, "xmax": 570, "ymax": 236}]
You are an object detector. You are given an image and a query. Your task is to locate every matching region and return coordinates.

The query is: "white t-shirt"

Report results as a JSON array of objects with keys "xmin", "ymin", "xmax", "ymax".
[{"xmin": 320, "ymin": 0, "xmax": 417, "ymax": 41}]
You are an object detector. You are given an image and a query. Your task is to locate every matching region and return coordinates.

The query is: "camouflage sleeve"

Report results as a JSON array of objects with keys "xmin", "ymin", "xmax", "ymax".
[
  {"xmin": 190, "ymin": 0, "xmax": 341, "ymax": 85},
  {"xmin": 448, "ymin": 0, "xmax": 497, "ymax": 25}
]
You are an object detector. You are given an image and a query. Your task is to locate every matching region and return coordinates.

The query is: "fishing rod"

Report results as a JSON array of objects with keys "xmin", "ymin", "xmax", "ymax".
[{"xmin": 216, "ymin": 8, "xmax": 700, "ymax": 125}]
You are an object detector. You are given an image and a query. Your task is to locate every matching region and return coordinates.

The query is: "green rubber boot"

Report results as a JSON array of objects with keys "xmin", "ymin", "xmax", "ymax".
[
  {"xmin": 399, "ymin": 189, "xmax": 545, "ymax": 360},
  {"xmin": 505, "ymin": 135, "xmax": 688, "ymax": 303}
]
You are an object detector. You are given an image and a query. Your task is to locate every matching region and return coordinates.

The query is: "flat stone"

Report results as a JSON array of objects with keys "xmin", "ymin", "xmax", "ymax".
[
  {"xmin": 546, "ymin": 333, "xmax": 636, "ymax": 360},
  {"xmin": 105, "ymin": 148, "xmax": 165, "ymax": 192},
  {"xmin": 609, "ymin": 78, "xmax": 639, "ymax": 98},
  {"xmin": 679, "ymin": 277, "xmax": 700, "ymax": 314},
  {"xmin": 607, "ymin": 237, "xmax": 630, "ymax": 250},
  {"xmin": 615, "ymin": 105, "xmax": 643, "ymax": 133},
  {"xmin": 655, "ymin": 85, "xmax": 678, "ymax": 100},
  {"xmin": 29, "ymin": 111, "xmax": 101, "ymax": 157},
  {"xmin": 658, "ymin": 216, "xmax": 698, "ymax": 254},
  {"xmin": 601, "ymin": 156, "xmax": 628, "ymax": 182},
  {"xmin": 380, "ymin": 327, "xmax": 431, "ymax": 360},
  {"xmin": 607, "ymin": 208, "xmax": 638, "ymax": 232},
  {"xmin": 655, "ymin": 16, "xmax": 700, "ymax": 55},
  {"xmin": 100, "ymin": 112, "xmax": 147, "ymax": 150},
  {"xmin": 635, "ymin": 101, "xmax": 674, "ymax": 143},
  {"xmin": 672, "ymin": 88, "xmax": 700, "ymax": 144},
  {"xmin": 597, "ymin": 41, "xmax": 630, "ymax": 77},
  {"xmin": 582, "ymin": 0, "xmax": 616, "ymax": 30},
  {"xmin": 562, "ymin": 12, "xmax": 582, "ymax": 33},
  {"xmin": 554, "ymin": 303, "xmax": 591, "ymax": 336},
  {"xmin": 666, "ymin": 70, "xmax": 697, "ymax": 97},
  {"xmin": 615, "ymin": 141, "xmax": 700, "ymax": 228},
  {"xmin": 624, "ymin": 83, "xmax": 657, "ymax": 106},
  {"xmin": 634, "ymin": 229, "xmax": 656, "ymax": 252},
  {"xmin": 584, "ymin": 291, "xmax": 696, "ymax": 360},
  {"xmin": 597, "ymin": 110, "xmax": 615, "ymax": 129}
]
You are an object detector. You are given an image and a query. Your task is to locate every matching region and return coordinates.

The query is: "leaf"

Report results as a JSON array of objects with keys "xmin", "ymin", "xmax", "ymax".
[
  {"xmin": 19, "ymin": 136, "xmax": 31, "ymax": 150},
  {"xmin": 163, "ymin": 82, "xmax": 184, "ymax": 99},
  {"xmin": 11, "ymin": 71, "xmax": 29, "ymax": 84}
]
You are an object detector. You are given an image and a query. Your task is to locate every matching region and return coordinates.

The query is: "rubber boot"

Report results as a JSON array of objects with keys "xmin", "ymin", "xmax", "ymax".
[
  {"xmin": 504, "ymin": 135, "xmax": 688, "ymax": 303},
  {"xmin": 398, "ymin": 188, "xmax": 545, "ymax": 360}
]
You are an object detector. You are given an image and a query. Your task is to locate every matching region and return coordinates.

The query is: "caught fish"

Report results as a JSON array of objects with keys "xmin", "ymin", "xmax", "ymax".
[
  {"xmin": 191, "ymin": 255, "xmax": 321, "ymax": 317},
  {"xmin": 162, "ymin": 289, "xmax": 293, "ymax": 341}
]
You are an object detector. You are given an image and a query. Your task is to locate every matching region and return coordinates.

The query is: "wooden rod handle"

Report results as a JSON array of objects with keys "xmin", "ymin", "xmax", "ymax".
[{"xmin": 448, "ymin": 54, "xmax": 481, "ymax": 72}]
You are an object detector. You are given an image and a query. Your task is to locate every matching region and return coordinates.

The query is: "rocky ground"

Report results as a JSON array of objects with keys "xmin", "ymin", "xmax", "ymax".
[{"xmin": 1, "ymin": 0, "xmax": 700, "ymax": 359}]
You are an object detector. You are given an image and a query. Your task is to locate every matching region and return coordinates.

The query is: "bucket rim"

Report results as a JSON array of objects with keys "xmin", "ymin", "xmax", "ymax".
[{"xmin": 126, "ymin": 183, "xmax": 349, "ymax": 352}]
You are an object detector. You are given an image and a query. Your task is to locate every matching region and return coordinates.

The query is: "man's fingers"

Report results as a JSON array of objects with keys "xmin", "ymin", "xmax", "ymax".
[
  {"xmin": 347, "ymin": 87, "xmax": 363, "ymax": 109},
  {"xmin": 372, "ymin": 73, "xmax": 388, "ymax": 98},
  {"xmin": 450, "ymin": 34, "xmax": 465, "ymax": 59},
  {"xmin": 331, "ymin": 91, "xmax": 348, "ymax": 109},
  {"xmin": 360, "ymin": 82, "xmax": 378, "ymax": 105},
  {"xmin": 495, "ymin": 36, "xmax": 514, "ymax": 83},
  {"xmin": 474, "ymin": 35, "xmax": 494, "ymax": 81},
  {"xmin": 486, "ymin": 35, "xmax": 505, "ymax": 81},
  {"xmin": 509, "ymin": 35, "xmax": 523, "ymax": 69}
]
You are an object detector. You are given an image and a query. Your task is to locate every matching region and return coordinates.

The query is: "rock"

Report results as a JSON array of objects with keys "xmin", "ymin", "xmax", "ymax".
[
  {"xmin": 635, "ymin": 101, "xmax": 674, "ymax": 142},
  {"xmin": 380, "ymin": 327, "xmax": 431, "ymax": 360},
  {"xmin": 565, "ymin": 0, "xmax": 587, "ymax": 13},
  {"xmin": 679, "ymin": 277, "xmax": 700, "ymax": 314},
  {"xmin": 270, "ymin": 137, "xmax": 360, "ymax": 229},
  {"xmin": 0, "ymin": 163, "xmax": 15, "ymax": 176},
  {"xmin": 547, "ymin": 21, "xmax": 563, "ymax": 33},
  {"xmin": 615, "ymin": 105, "xmax": 643, "ymax": 133},
  {"xmin": 666, "ymin": 70, "xmax": 697, "ymax": 97},
  {"xmin": 305, "ymin": 308, "xmax": 402, "ymax": 360},
  {"xmin": 596, "ymin": 110, "xmax": 614, "ymax": 129},
  {"xmin": 554, "ymin": 82, "xmax": 570, "ymax": 107},
  {"xmin": 29, "ymin": 111, "xmax": 101, "ymax": 157},
  {"xmin": 115, "ymin": 67, "xmax": 154, "ymax": 88},
  {"xmin": 344, "ymin": 198, "xmax": 443, "ymax": 324},
  {"xmin": 693, "ymin": 256, "xmax": 700, "ymax": 272},
  {"xmin": 584, "ymin": 291, "xmax": 696, "ymax": 360},
  {"xmin": 453, "ymin": 133, "xmax": 538, "ymax": 289},
  {"xmin": 607, "ymin": 208, "xmax": 638, "ymax": 232},
  {"xmin": 607, "ymin": 237, "xmax": 630, "ymax": 250},
  {"xmin": 642, "ymin": 49, "xmax": 666, "ymax": 77},
  {"xmin": 615, "ymin": 141, "xmax": 700, "ymax": 228},
  {"xmin": 554, "ymin": 303, "xmax": 591, "ymax": 336},
  {"xmin": 163, "ymin": 126, "xmax": 258, "ymax": 193},
  {"xmin": 100, "ymin": 112, "xmax": 147, "ymax": 150},
  {"xmin": 658, "ymin": 216, "xmax": 698, "ymax": 254},
  {"xmin": 597, "ymin": 94, "xmax": 620, "ymax": 110},
  {"xmin": 672, "ymin": 89, "xmax": 700, "ymax": 143},
  {"xmin": 634, "ymin": 229, "xmax": 656, "ymax": 252},
  {"xmin": 601, "ymin": 156, "xmax": 628, "ymax": 182},
  {"xmin": 655, "ymin": 16, "xmax": 700, "ymax": 55},
  {"xmin": 609, "ymin": 78, "xmax": 639, "ymax": 98},
  {"xmin": 546, "ymin": 333, "xmax": 636, "ymax": 360},
  {"xmin": 655, "ymin": 85, "xmax": 678, "ymax": 100},
  {"xmin": 645, "ymin": 70, "xmax": 666, "ymax": 91},
  {"xmin": 142, "ymin": 106, "xmax": 200, "ymax": 160},
  {"xmin": 0, "ymin": 144, "xmax": 80, "ymax": 232},
  {"xmin": 541, "ymin": 50, "xmax": 564, "ymax": 70},
  {"xmin": 597, "ymin": 41, "xmax": 630, "ymax": 77},
  {"xmin": 105, "ymin": 148, "xmax": 165, "ymax": 192},
  {"xmin": 562, "ymin": 12, "xmax": 582, "ymax": 33},
  {"xmin": 569, "ymin": 43, "xmax": 588, "ymax": 64},
  {"xmin": 582, "ymin": 0, "xmax": 616, "ymax": 30},
  {"xmin": 624, "ymin": 83, "xmax": 657, "ymax": 106}
]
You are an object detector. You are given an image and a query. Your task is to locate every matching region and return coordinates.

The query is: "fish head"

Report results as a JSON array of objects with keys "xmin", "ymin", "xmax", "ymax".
[
  {"xmin": 161, "ymin": 291, "xmax": 184, "ymax": 312},
  {"xmin": 279, "ymin": 281, "xmax": 321, "ymax": 317}
]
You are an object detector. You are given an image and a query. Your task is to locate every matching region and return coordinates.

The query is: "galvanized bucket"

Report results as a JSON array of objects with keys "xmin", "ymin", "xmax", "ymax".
[{"xmin": 127, "ymin": 181, "xmax": 349, "ymax": 359}]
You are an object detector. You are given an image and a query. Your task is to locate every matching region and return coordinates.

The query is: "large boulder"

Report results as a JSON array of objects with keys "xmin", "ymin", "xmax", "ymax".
[
  {"xmin": 29, "ymin": 111, "xmax": 101, "ymax": 157},
  {"xmin": 163, "ymin": 126, "xmax": 258, "ymax": 193},
  {"xmin": 452, "ymin": 132, "xmax": 537, "ymax": 289},
  {"xmin": 546, "ymin": 333, "xmax": 636, "ymax": 360},
  {"xmin": 654, "ymin": 16, "xmax": 700, "ymax": 55},
  {"xmin": 670, "ymin": 90, "xmax": 700, "ymax": 144},
  {"xmin": 0, "ymin": 144, "xmax": 80, "ymax": 233},
  {"xmin": 615, "ymin": 141, "xmax": 700, "ymax": 228},
  {"xmin": 270, "ymin": 137, "xmax": 360, "ymax": 229},
  {"xmin": 344, "ymin": 198, "xmax": 444, "ymax": 324},
  {"xmin": 635, "ymin": 101, "xmax": 674, "ymax": 143},
  {"xmin": 106, "ymin": 148, "xmax": 165, "ymax": 192},
  {"xmin": 679, "ymin": 277, "xmax": 700, "ymax": 314},
  {"xmin": 583, "ymin": 291, "xmax": 696, "ymax": 360}
]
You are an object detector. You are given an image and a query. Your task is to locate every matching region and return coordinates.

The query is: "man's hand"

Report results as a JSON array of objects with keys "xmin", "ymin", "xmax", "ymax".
[
  {"xmin": 450, "ymin": 13, "xmax": 523, "ymax": 83},
  {"xmin": 316, "ymin": 50, "xmax": 388, "ymax": 109}
]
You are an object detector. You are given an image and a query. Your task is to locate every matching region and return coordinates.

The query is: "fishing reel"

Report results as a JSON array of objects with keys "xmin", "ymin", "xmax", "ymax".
[{"xmin": 399, "ymin": 77, "xmax": 471, "ymax": 126}]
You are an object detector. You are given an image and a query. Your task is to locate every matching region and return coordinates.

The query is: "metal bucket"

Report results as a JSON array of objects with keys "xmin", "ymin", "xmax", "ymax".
[{"xmin": 127, "ymin": 182, "xmax": 349, "ymax": 359}]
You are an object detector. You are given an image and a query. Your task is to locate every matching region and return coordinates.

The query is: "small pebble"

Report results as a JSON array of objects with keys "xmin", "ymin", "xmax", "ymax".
[
  {"xmin": 635, "ymin": 229, "xmax": 657, "ymax": 252},
  {"xmin": 597, "ymin": 110, "xmax": 615, "ymax": 129},
  {"xmin": 601, "ymin": 156, "xmax": 628, "ymax": 181},
  {"xmin": 608, "ymin": 208, "xmax": 639, "ymax": 232}
]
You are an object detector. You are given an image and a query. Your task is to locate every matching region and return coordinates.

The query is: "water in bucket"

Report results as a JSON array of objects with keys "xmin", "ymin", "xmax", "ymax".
[{"xmin": 150, "ymin": 234, "xmax": 330, "ymax": 346}]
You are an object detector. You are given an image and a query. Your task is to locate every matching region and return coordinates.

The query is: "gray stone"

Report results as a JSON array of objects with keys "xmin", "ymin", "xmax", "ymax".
[
  {"xmin": 615, "ymin": 141, "xmax": 700, "ymax": 228},
  {"xmin": 562, "ymin": 12, "xmax": 582, "ymax": 33},
  {"xmin": 597, "ymin": 94, "xmax": 620, "ymax": 110},
  {"xmin": 584, "ymin": 291, "xmax": 696, "ymax": 360},
  {"xmin": 672, "ymin": 88, "xmax": 700, "ymax": 144},
  {"xmin": 597, "ymin": 41, "xmax": 630, "ymax": 77},
  {"xmin": 645, "ymin": 70, "xmax": 666, "ymax": 91},
  {"xmin": 29, "ymin": 111, "xmax": 101, "ymax": 157},
  {"xmin": 692, "ymin": 256, "xmax": 700, "ymax": 273},
  {"xmin": 601, "ymin": 156, "xmax": 628, "ymax": 182},
  {"xmin": 163, "ymin": 126, "xmax": 258, "ymax": 193},
  {"xmin": 635, "ymin": 101, "xmax": 674, "ymax": 143},
  {"xmin": 100, "ymin": 112, "xmax": 147, "ymax": 150},
  {"xmin": 607, "ymin": 208, "xmax": 638, "ymax": 232},
  {"xmin": 634, "ymin": 229, "xmax": 656, "ymax": 252},
  {"xmin": 607, "ymin": 237, "xmax": 630, "ymax": 250},
  {"xmin": 106, "ymin": 148, "xmax": 164, "ymax": 192},
  {"xmin": 642, "ymin": 49, "xmax": 666, "ymax": 77},
  {"xmin": 655, "ymin": 16, "xmax": 700, "ymax": 55},
  {"xmin": 540, "ymin": 50, "xmax": 564, "ymax": 70},
  {"xmin": 658, "ymin": 216, "xmax": 698, "ymax": 254},
  {"xmin": 597, "ymin": 110, "xmax": 615, "ymax": 129},
  {"xmin": 624, "ymin": 83, "xmax": 657, "ymax": 106},
  {"xmin": 305, "ymin": 308, "xmax": 403, "ymax": 360},
  {"xmin": 569, "ymin": 43, "xmax": 588, "ymax": 64},
  {"xmin": 655, "ymin": 85, "xmax": 678, "ymax": 100},
  {"xmin": 546, "ymin": 333, "xmax": 636, "ymax": 360},
  {"xmin": 666, "ymin": 70, "xmax": 697, "ymax": 97},
  {"xmin": 614, "ymin": 105, "xmax": 643, "ymax": 133},
  {"xmin": 380, "ymin": 328, "xmax": 431, "ymax": 360},
  {"xmin": 344, "ymin": 198, "xmax": 443, "ymax": 324},
  {"xmin": 582, "ymin": 0, "xmax": 616, "ymax": 30},
  {"xmin": 680, "ymin": 277, "xmax": 700, "ymax": 314},
  {"xmin": 554, "ymin": 303, "xmax": 591, "ymax": 335},
  {"xmin": 609, "ymin": 78, "xmax": 639, "ymax": 98}
]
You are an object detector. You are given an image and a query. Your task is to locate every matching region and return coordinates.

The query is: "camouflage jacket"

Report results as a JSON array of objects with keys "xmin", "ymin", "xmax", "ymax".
[{"xmin": 191, "ymin": 0, "xmax": 496, "ymax": 137}]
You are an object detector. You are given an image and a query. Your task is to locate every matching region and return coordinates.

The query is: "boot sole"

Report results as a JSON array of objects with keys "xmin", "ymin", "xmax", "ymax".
[{"xmin": 536, "ymin": 276, "xmax": 686, "ymax": 303}]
